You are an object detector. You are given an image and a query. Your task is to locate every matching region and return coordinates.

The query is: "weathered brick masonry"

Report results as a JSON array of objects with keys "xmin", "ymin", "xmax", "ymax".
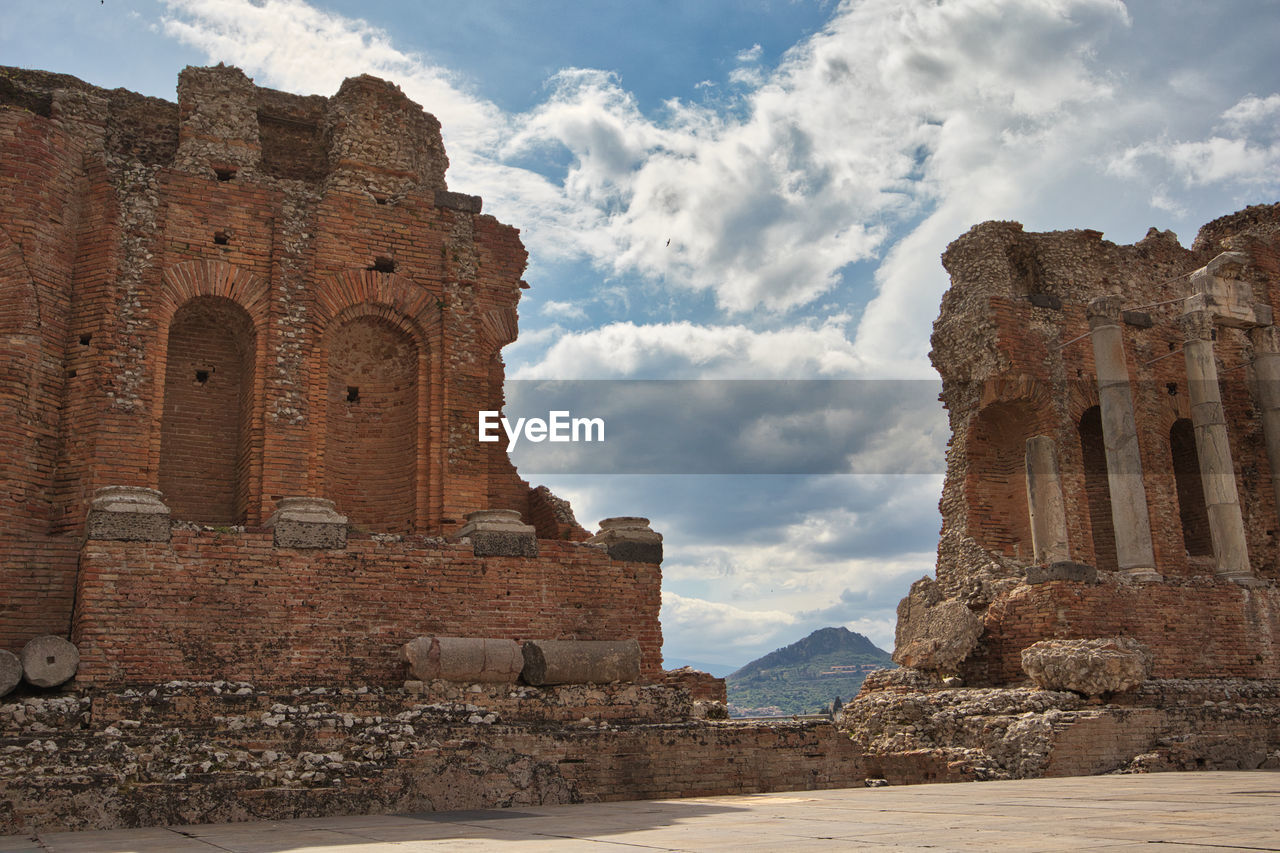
[
  {"xmin": 0, "ymin": 64, "xmax": 653, "ymax": 678},
  {"xmin": 847, "ymin": 206, "xmax": 1280, "ymax": 779},
  {"xmin": 0, "ymin": 66, "xmax": 885, "ymax": 835}
]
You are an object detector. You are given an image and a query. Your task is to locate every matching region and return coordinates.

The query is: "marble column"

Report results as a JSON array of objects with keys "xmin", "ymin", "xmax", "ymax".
[
  {"xmin": 1087, "ymin": 296, "xmax": 1159, "ymax": 580},
  {"xmin": 1181, "ymin": 310, "xmax": 1252, "ymax": 582},
  {"xmin": 1025, "ymin": 436, "xmax": 1070, "ymax": 565}
]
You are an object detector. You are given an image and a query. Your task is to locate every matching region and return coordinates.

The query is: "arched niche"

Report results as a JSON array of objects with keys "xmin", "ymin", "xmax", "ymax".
[
  {"xmin": 322, "ymin": 311, "xmax": 421, "ymax": 532},
  {"xmin": 158, "ymin": 296, "xmax": 256, "ymax": 523}
]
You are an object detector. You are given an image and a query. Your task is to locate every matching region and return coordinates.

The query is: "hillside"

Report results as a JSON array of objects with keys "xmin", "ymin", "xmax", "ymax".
[{"xmin": 726, "ymin": 626, "xmax": 894, "ymax": 716}]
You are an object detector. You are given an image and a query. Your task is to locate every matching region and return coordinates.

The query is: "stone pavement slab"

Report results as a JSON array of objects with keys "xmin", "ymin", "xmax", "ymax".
[{"xmin": 3, "ymin": 770, "xmax": 1278, "ymax": 852}]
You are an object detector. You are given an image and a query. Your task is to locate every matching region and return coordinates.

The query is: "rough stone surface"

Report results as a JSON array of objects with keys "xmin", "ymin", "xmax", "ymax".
[
  {"xmin": 19, "ymin": 636, "xmax": 79, "ymax": 688},
  {"xmin": 458, "ymin": 510, "xmax": 538, "ymax": 558},
  {"xmin": 266, "ymin": 498, "xmax": 348, "ymax": 550},
  {"xmin": 0, "ymin": 681, "xmax": 867, "ymax": 835},
  {"xmin": 892, "ymin": 578, "xmax": 982, "ymax": 673},
  {"xmin": 0, "ymin": 650, "xmax": 20, "ymax": 697},
  {"xmin": 1021, "ymin": 637, "xmax": 1151, "ymax": 697},
  {"xmin": 845, "ymin": 678, "xmax": 1280, "ymax": 783},
  {"xmin": 84, "ymin": 486, "xmax": 171, "ymax": 542},
  {"xmin": 1026, "ymin": 561, "xmax": 1098, "ymax": 584},
  {"xmin": 586, "ymin": 517, "xmax": 663, "ymax": 563},
  {"xmin": 400, "ymin": 637, "xmax": 523, "ymax": 683},
  {"xmin": 522, "ymin": 640, "xmax": 642, "ymax": 686}
]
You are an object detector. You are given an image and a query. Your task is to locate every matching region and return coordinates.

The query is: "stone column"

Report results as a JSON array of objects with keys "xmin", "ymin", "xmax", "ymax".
[
  {"xmin": 1250, "ymin": 325, "xmax": 1280, "ymax": 527},
  {"xmin": 1180, "ymin": 310, "xmax": 1252, "ymax": 582},
  {"xmin": 1087, "ymin": 296, "xmax": 1159, "ymax": 580},
  {"xmin": 1025, "ymin": 436, "xmax": 1070, "ymax": 565}
]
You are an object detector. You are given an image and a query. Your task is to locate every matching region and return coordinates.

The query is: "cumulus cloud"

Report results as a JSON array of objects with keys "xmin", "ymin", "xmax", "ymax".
[
  {"xmin": 161, "ymin": 0, "xmax": 1138, "ymax": 367},
  {"xmin": 509, "ymin": 316, "xmax": 866, "ymax": 379},
  {"xmin": 1107, "ymin": 91, "xmax": 1280, "ymax": 199}
]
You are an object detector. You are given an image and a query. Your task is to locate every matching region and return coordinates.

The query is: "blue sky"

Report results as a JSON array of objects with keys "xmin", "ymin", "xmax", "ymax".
[{"xmin": 5, "ymin": 0, "xmax": 1280, "ymax": 668}]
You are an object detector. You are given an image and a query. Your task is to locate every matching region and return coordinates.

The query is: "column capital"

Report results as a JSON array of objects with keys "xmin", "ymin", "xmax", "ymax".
[
  {"xmin": 1178, "ymin": 309, "xmax": 1216, "ymax": 343},
  {"xmin": 1086, "ymin": 295, "xmax": 1123, "ymax": 328}
]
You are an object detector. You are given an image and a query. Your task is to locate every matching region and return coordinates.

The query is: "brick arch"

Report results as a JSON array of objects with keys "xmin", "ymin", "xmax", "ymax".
[
  {"xmin": 158, "ymin": 260, "xmax": 269, "ymax": 328},
  {"xmin": 480, "ymin": 307, "xmax": 519, "ymax": 350},
  {"xmin": 311, "ymin": 269, "xmax": 441, "ymax": 337},
  {"xmin": 148, "ymin": 262, "xmax": 269, "ymax": 522}
]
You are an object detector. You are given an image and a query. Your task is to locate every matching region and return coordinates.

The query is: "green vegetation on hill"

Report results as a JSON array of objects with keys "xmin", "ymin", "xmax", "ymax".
[{"xmin": 726, "ymin": 626, "xmax": 894, "ymax": 716}]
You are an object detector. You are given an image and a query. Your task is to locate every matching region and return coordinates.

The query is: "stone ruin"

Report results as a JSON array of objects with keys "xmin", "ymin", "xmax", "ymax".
[
  {"xmin": 0, "ymin": 62, "xmax": 1276, "ymax": 834},
  {"xmin": 0, "ymin": 65, "xmax": 869, "ymax": 834},
  {"xmin": 842, "ymin": 206, "xmax": 1280, "ymax": 782}
]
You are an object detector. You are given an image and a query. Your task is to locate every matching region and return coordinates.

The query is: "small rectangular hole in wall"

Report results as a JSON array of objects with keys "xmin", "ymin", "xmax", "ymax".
[
  {"xmin": 66, "ymin": 369, "xmax": 76, "ymax": 379},
  {"xmin": 372, "ymin": 192, "xmax": 389, "ymax": 205},
  {"xmin": 195, "ymin": 369, "xmax": 210, "ymax": 384},
  {"xmin": 369, "ymin": 256, "xmax": 395, "ymax": 273},
  {"xmin": 213, "ymin": 231, "xmax": 230, "ymax": 245},
  {"xmin": 346, "ymin": 386, "xmax": 360, "ymax": 403},
  {"xmin": 79, "ymin": 333, "xmax": 91, "ymax": 346},
  {"xmin": 214, "ymin": 167, "xmax": 237, "ymax": 182}
]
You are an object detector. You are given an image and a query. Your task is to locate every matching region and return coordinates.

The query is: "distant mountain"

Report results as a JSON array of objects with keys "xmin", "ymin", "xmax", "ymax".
[
  {"xmin": 662, "ymin": 657, "xmax": 737, "ymax": 678},
  {"xmin": 726, "ymin": 626, "xmax": 894, "ymax": 716}
]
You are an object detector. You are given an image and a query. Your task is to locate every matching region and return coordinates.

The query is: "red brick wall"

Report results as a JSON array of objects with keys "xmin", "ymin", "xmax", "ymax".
[
  {"xmin": 966, "ymin": 579, "xmax": 1280, "ymax": 685},
  {"xmin": 71, "ymin": 529, "xmax": 664, "ymax": 686},
  {"xmin": 0, "ymin": 70, "xmax": 606, "ymax": 658}
]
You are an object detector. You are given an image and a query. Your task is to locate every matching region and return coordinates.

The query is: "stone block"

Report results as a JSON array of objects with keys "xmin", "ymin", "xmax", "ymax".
[
  {"xmin": 521, "ymin": 639, "xmax": 642, "ymax": 685},
  {"xmin": 20, "ymin": 636, "xmax": 78, "ymax": 688},
  {"xmin": 1021, "ymin": 637, "xmax": 1150, "ymax": 697},
  {"xmin": 85, "ymin": 486, "xmax": 170, "ymax": 542},
  {"xmin": 587, "ymin": 517, "xmax": 663, "ymax": 563},
  {"xmin": 458, "ymin": 510, "xmax": 537, "ymax": 557},
  {"xmin": 434, "ymin": 190, "xmax": 483, "ymax": 213},
  {"xmin": 0, "ymin": 650, "xmax": 20, "ymax": 697},
  {"xmin": 265, "ymin": 497, "xmax": 348, "ymax": 549},
  {"xmin": 401, "ymin": 637, "xmax": 523, "ymax": 683},
  {"xmin": 892, "ymin": 579, "xmax": 982, "ymax": 674},
  {"xmin": 1026, "ymin": 561, "xmax": 1098, "ymax": 585}
]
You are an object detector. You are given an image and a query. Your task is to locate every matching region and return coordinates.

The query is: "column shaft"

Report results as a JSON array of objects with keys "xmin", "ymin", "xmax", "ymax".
[
  {"xmin": 1088, "ymin": 297, "xmax": 1158, "ymax": 579},
  {"xmin": 1025, "ymin": 436, "xmax": 1070, "ymax": 565},
  {"xmin": 1182, "ymin": 312, "xmax": 1251, "ymax": 582}
]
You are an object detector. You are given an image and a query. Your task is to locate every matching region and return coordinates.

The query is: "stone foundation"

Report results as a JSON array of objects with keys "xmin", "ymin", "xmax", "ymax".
[
  {"xmin": 843, "ymin": 677, "xmax": 1280, "ymax": 784},
  {"xmin": 0, "ymin": 680, "xmax": 863, "ymax": 834}
]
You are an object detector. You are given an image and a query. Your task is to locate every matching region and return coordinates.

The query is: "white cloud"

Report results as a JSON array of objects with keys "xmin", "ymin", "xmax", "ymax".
[
  {"xmin": 661, "ymin": 590, "xmax": 797, "ymax": 657},
  {"xmin": 1107, "ymin": 93, "xmax": 1280, "ymax": 194},
  {"xmin": 538, "ymin": 300, "xmax": 588, "ymax": 320},
  {"xmin": 509, "ymin": 316, "xmax": 865, "ymax": 379},
  {"xmin": 1222, "ymin": 93, "xmax": 1280, "ymax": 129},
  {"xmin": 161, "ymin": 0, "xmax": 1135, "ymax": 347}
]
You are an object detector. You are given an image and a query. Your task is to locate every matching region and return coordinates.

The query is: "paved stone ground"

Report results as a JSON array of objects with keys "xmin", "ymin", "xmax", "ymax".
[{"xmin": 2, "ymin": 771, "xmax": 1278, "ymax": 852}]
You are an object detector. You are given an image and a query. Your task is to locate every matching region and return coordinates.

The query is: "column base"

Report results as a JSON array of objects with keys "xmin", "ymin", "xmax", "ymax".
[
  {"xmin": 266, "ymin": 497, "xmax": 348, "ymax": 549},
  {"xmin": 1121, "ymin": 567, "xmax": 1163, "ymax": 583},
  {"xmin": 85, "ymin": 486, "xmax": 171, "ymax": 542}
]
